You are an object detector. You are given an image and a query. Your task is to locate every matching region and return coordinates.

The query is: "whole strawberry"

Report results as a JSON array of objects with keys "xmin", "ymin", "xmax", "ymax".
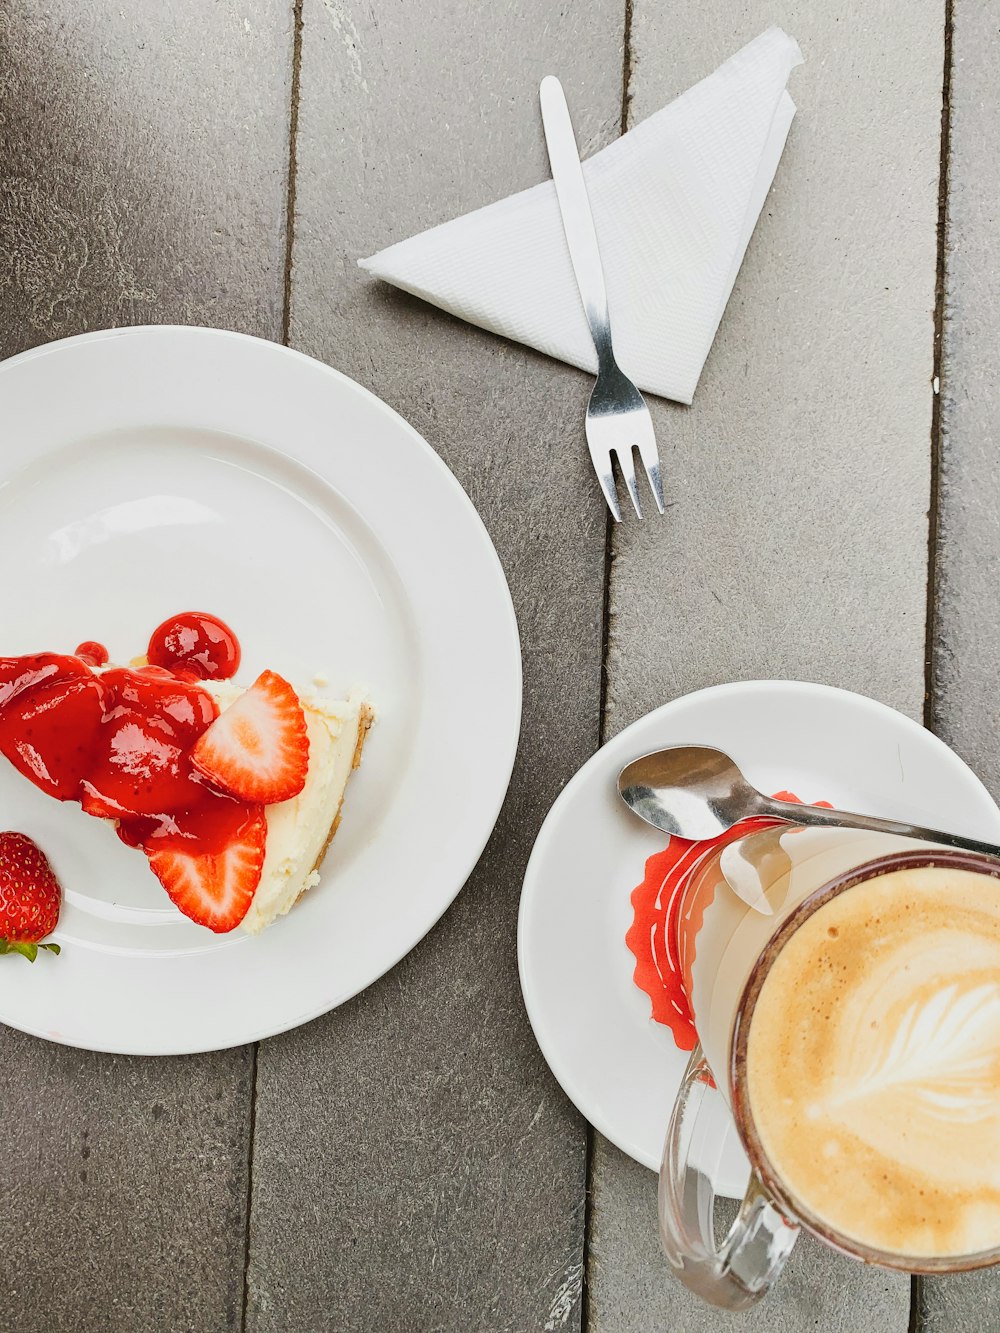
[{"xmin": 0, "ymin": 832, "xmax": 61, "ymax": 961}]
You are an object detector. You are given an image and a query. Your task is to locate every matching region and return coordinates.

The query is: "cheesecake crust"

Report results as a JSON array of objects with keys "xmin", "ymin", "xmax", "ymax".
[{"xmin": 307, "ymin": 701, "xmax": 374, "ymax": 882}]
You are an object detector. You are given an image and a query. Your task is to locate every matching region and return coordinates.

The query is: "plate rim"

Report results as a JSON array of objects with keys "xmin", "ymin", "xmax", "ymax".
[
  {"xmin": 517, "ymin": 678, "xmax": 1000, "ymax": 1173},
  {"xmin": 0, "ymin": 325, "xmax": 523, "ymax": 1055}
]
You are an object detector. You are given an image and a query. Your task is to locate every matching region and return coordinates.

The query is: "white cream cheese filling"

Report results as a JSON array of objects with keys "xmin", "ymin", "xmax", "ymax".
[{"xmin": 202, "ymin": 682, "xmax": 368, "ymax": 935}]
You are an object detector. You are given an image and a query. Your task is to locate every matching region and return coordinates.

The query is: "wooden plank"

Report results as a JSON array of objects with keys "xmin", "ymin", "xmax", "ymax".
[
  {"xmin": 0, "ymin": 0, "xmax": 292, "ymax": 356},
  {"xmin": 929, "ymin": 0, "xmax": 1000, "ymax": 783},
  {"xmin": 921, "ymin": 0, "xmax": 1000, "ymax": 1326},
  {"xmin": 590, "ymin": 2, "xmax": 943, "ymax": 1329},
  {"xmin": 244, "ymin": 2, "xmax": 623, "ymax": 1329},
  {"xmin": 918, "ymin": 1270, "xmax": 1000, "ymax": 1333},
  {"xmin": 591, "ymin": 1144, "xmax": 908, "ymax": 1332},
  {"xmin": 0, "ymin": 1039, "xmax": 255, "ymax": 1330},
  {"xmin": 0, "ymin": 4, "xmax": 293, "ymax": 1331}
]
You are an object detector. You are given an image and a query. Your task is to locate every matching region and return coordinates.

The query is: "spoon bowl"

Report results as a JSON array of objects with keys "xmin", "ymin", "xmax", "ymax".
[
  {"xmin": 617, "ymin": 745, "xmax": 765, "ymax": 840},
  {"xmin": 617, "ymin": 744, "xmax": 1000, "ymax": 861}
]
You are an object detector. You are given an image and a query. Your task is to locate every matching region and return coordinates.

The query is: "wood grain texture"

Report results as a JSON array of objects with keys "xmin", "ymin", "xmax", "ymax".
[
  {"xmin": 590, "ymin": 1144, "xmax": 906, "ymax": 1333},
  {"xmin": 0, "ymin": 1, "xmax": 292, "ymax": 357},
  {"xmin": 930, "ymin": 0, "xmax": 1000, "ymax": 786},
  {"xmin": 244, "ymin": 2, "xmax": 622, "ymax": 1329},
  {"xmin": 590, "ymin": 2, "xmax": 943, "ymax": 1329},
  {"xmin": 0, "ymin": 1039, "xmax": 254, "ymax": 1332},
  {"xmin": 0, "ymin": 3, "xmax": 292, "ymax": 1330},
  {"xmin": 923, "ymin": 0, "xmax": 1000, "ymax": 1324},
  {"xmin": 605, "ymin": 0, "xmax": 941, "ymax": 727}
]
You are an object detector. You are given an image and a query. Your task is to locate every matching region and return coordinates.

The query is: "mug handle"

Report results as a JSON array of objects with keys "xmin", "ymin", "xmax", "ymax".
[{"xmin": 658, "ymin": 1044, "xmax": 799, "ymax": 1311}]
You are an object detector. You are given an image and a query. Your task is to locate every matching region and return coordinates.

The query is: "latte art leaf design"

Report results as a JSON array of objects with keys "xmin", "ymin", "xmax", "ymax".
[{"xmin": 828, "ymin": 982, "xmax": 1000, "ymax": 1121}]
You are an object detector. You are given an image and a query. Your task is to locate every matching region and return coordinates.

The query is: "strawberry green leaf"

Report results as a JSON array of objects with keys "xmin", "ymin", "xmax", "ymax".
[
  {"xmin": 0, "ymin": 938, "xmax": 59, "ymax": 961},
  {"xmin": 2, "ymin": 940, "xmax": 38, "ymax": 962}
]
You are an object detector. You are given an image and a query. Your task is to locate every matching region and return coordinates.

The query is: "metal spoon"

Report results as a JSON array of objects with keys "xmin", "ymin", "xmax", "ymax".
[{"xmin": 617, "ymin": 744, "xmax": 1000, "ymax": 858}]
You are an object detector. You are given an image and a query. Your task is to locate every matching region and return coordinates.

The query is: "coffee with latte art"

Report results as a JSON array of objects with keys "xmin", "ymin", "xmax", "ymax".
[{"xmin": 745, "ymin": 862, "xmax": 1000, "ymax": 1259}]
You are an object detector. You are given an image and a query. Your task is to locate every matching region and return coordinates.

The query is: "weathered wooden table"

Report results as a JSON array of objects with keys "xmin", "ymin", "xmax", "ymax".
[{"xmin": 1, "ymin": 2, "xmax": 996, "ymax": 1330}]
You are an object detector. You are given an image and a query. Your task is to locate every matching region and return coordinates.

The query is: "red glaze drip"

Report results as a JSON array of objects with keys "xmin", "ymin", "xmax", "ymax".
[
  {"xmin": 0, "ymin": 655, "xmax": 106, "ymax": 800},
  {"xmin": 74, "ymin": 641, "xmax": 109, "ymax": 667},
  {"xmin": 147, "ymin": 612, "xmax": 241, "ymax": 682},
  {"xmin": 0, "ymin": 639, "xmax": 255, "ymax": 857}
]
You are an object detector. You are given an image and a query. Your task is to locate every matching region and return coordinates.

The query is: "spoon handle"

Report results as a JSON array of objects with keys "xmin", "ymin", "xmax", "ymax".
[{"xmin": 762, "ymin": 795, "xmax": 1000, "ymax": 860}]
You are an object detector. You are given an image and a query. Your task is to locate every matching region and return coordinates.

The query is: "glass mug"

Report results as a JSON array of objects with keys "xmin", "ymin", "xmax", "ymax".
[{"xmin": 657, "ymin": 824, "xmax": 1000, "ymax": 1310}]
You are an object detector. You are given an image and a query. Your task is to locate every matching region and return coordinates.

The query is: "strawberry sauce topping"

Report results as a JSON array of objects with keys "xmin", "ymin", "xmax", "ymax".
[
  {"xmin": 0, "ymin": 616, "xmax": 313, "ymax": 933},
  {"xmin": 74, "ymin": 641, "xmax": 109, "ymax": 667},
  {"xmin": 147, "ymin": 611, "xmax": 241, "ymax": 681},
  {"xmin": 0, "ymin": 616, "xmax": 251, "ymax": 865}
]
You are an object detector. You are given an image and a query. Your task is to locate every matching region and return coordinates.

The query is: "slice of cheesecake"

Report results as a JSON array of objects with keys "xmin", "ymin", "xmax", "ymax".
[
  {"xmin": 201, "ymin": 682, "xmax": 372, "ymax": 934},
  {"xmin": 0, "ymin": 648, "xmax": 372, "ymax": 935}
]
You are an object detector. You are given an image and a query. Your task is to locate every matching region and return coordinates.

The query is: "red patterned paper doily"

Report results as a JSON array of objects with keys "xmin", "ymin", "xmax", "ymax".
[{"xmin": 625, "ymin": 793, "xmax": 827, "ymax": 1051}]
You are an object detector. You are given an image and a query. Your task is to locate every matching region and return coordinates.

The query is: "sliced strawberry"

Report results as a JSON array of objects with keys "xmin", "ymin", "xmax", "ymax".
[
  {"xmin": 190, "ymin": 670, "xmax": 308, "ymax": 804},
  {"xmin": 144, "ymin": 808, "xmax": 266, "ymax": 933}
]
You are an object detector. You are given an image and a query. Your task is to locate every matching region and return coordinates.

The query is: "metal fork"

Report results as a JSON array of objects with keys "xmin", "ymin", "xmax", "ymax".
[{"xmin": 539, "ymin": 75, "xmax": 664, "ymax": 521}]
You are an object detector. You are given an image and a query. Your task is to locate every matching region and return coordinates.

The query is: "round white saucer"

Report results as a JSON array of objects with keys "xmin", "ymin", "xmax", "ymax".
[{"xmin": 517, "ymin": 681, "xmax": 1000, "ymax": 1196}]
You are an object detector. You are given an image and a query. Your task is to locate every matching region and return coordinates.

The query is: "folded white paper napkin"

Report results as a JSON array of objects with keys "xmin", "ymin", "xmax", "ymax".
[{"xmin": 360, "ymin": 28, "xmax": 802, "ymax": 404}]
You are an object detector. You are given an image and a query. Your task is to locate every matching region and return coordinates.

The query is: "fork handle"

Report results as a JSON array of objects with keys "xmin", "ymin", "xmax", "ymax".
[{"xmin": 540, "ymin": 76, "xmax": 615, "ymax": 370}]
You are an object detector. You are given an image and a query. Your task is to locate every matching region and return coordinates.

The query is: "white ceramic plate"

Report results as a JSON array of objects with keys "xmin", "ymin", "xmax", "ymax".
[
  {"xmin": 518, "ymin": 681, "xmax": 1000, "ymax": 1196},
  {"xmin": 0, "ymin": 326, "xmax": 521, "ymax": 1055}
]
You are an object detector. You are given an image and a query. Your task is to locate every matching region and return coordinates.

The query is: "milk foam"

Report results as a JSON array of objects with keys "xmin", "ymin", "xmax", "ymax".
[{"xmin": 745, "ymin": 864, "xmax": 1000, "ymax": 1259}]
